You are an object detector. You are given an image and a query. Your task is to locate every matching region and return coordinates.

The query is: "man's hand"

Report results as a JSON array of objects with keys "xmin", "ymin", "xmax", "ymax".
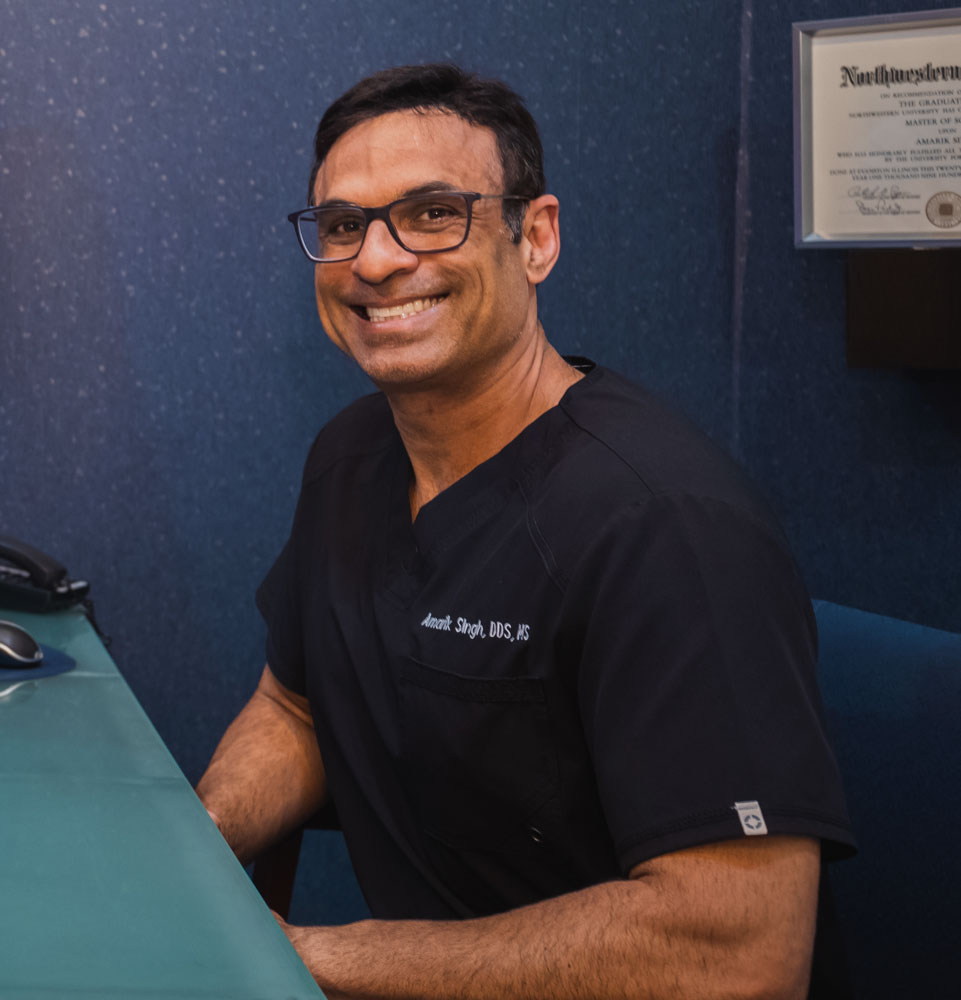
[{"xmin": 277, "ymin": 835, "xmax": 819, "ymax": 1000}]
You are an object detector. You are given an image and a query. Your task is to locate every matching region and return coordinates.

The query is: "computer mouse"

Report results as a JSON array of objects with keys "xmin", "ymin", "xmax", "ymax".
[{"xmin": 0, "ymin": 619, "xmax": 43, "ymax": 669}]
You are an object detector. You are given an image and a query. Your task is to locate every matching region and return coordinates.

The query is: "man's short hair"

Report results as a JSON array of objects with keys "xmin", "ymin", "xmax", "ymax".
[{"xmin": 308, "ymin": 63, "xmax": 546, "ymax": 242}]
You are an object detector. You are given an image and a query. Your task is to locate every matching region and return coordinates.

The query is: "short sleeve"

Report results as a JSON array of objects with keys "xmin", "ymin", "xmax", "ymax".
[{"xmin": 568, "ymin": 491, "xmax": 855, "ymax": 872}]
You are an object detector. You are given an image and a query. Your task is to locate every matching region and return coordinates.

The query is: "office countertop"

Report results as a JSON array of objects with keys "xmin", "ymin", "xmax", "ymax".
[{"xmin": 0, "ymin": 605, "xmax": 323, "ymax": 999}]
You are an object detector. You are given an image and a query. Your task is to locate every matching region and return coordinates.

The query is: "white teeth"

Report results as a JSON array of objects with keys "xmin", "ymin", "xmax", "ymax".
[{"xmin": 365, "ymin": 297, "xmax": 441, "ymax": 322}]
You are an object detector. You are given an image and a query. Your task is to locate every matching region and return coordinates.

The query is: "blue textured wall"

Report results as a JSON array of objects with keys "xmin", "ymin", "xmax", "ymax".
[{"xmin": 3, "ymin": 0, "xmax": 960, "ymax": 931}]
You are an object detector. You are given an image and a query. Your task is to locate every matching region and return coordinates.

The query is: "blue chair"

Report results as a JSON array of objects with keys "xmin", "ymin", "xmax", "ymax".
[{"xmin": 814, "ymin": 601, "xmax": 961, "ymax": 999}]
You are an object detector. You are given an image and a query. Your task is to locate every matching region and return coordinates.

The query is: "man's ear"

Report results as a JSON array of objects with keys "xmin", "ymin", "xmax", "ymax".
[{"xmin": 521, "ymin": 195, "xmax": 560, "ymax": 285}]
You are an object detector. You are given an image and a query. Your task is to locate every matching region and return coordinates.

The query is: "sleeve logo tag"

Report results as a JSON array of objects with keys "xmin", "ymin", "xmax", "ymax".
[{"xmin": 733, "ymin": 800, "xmax": 769, "ymax": 836}]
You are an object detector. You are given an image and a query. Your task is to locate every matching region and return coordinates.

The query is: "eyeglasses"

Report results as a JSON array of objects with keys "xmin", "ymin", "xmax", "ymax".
[{"xmin": 287, "ymin": 191, "xmax": 528, "ymax": 263}]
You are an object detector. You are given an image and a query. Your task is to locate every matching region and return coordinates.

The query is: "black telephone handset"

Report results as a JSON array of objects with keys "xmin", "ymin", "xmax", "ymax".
[{"xmin": 0, "ymin": 535, "xmax": 90, "ymax": 612}]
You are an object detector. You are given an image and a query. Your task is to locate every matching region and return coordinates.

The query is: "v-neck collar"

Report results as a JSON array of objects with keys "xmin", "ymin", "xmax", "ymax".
[{"xmin": 381, "ymin": 360, "xmax": 601, "ymax": 594}]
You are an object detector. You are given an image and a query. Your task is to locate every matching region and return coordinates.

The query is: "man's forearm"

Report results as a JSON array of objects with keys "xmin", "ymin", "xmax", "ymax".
[
  {"xmin": 281, "ymin": 837, "xmax": 819, "ymax": 1000},
  {"xmin": 196, "ymin": 665, "xmax": 326, "ymax": 864}
]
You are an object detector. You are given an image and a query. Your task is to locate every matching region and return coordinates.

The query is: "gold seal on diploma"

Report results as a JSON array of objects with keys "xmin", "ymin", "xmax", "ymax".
[{"xmin": 925, "ymin": 192, "xmax": 961, "ymax": 229}]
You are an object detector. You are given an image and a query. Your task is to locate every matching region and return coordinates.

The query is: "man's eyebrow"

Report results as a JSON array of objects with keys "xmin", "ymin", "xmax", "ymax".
[
  {"xmin": 313, "ymin": 182, "xmax": 464, "ymax": 209},
  {"xmin": 400, "ymin": 182, "xmax": 462, "ymax": 197},
  {"xmin": 312, "ymin": 197, "xmax": 359, "ymax": 210}
]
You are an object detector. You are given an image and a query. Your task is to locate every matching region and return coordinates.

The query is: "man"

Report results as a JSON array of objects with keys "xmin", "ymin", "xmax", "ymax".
[{"xmin": 198, "ymin": 64, "xmax": 853, "ymax": 999}]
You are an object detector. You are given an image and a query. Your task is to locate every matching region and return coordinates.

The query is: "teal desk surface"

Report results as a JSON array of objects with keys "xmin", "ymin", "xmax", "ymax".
[{"xmin": 0, "ymin": 606, "xmax": 323, "ymax": 999}]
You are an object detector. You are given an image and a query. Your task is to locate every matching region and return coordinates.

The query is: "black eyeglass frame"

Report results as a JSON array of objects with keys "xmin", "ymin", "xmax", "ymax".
[{"xmin": 286, "ymin": 191, "xmax": 530, "ymax": 263}]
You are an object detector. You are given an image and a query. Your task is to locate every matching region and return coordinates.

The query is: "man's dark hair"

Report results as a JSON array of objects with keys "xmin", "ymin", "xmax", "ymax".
[{"xmin": 308, "ymin": 63, "xmax": 546, "ymax": 243}]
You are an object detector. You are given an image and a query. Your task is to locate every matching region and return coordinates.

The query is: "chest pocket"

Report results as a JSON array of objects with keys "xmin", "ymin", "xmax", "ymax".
[{"xmin": 399, "ymin": 656, "xmax": 559, "ymax": 850}]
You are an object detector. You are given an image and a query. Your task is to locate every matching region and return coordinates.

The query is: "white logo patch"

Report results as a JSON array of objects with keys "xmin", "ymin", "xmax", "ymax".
[{"xmin": 733, "ymin": 800, "xmax": 769, "ymax": 836}]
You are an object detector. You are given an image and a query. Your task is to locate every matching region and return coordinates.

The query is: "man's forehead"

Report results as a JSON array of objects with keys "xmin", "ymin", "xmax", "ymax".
[{"xmin": 313, "ymin": 109, "xmax": 502, "ymax": 203}]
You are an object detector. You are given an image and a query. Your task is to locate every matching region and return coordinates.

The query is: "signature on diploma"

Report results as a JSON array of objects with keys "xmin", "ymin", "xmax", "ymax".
[
  {"xmin": 855, "ymin": 200, "xmax": 905, "ymax": 215},
  {"xmin": 847, "ymin": 185, "xmax": 921, "ymax": 217},
  {"xmin": 847, "ymin": 185, "xmax": 920, "ymax": 201}
]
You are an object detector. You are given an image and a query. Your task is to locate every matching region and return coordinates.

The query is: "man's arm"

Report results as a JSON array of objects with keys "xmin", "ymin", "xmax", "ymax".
[
  {"xmin": 278, "ymin": 835, "xmax": 819, "ymax": 1000},
  {"xmin": 196, "ymin": 665, "xmax": 327, "ymax": 865}
]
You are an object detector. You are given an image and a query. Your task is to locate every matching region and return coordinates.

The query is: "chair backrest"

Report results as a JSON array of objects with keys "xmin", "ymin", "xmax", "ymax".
[{"xmin": 813, "ymin": 600, "xmax": 961, "ymax": 999}]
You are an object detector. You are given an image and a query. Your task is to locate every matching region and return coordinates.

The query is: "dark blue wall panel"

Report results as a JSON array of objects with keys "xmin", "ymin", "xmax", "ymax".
[
  {"xmin": 3, "ymin": 0, "xmax": 959, "ymax": 937},
  {"xmin": 739, "ymin": 0, "xmax": 961, "ymax": 633}
]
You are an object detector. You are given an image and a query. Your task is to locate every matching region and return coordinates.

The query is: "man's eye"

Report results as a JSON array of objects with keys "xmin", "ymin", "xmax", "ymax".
[
  {"xmin": 327, "ymin": 216, "xmax": 363, "ymax": 236},
  {"xmin": 423, "ymin": 204, "xmax": 457, "ymax": 220},
  {"xmin": 401, "ymin": 198, "xmax": 466, "ymax": 230},
  {"xmin": 319, "ymin": 213, "xmax": 365, "ymax": 244}
]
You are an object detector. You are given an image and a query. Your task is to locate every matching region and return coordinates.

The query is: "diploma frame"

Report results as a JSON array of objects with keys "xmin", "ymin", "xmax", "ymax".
[{"xmin": 794, "ymin": 8, "xmax": 961, "ymax": 247}]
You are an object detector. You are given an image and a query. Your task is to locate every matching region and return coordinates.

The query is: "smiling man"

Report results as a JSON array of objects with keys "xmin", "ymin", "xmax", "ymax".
[{"xmin": 197, "ymin": 64, "xmax": 854, "ymax": 999}]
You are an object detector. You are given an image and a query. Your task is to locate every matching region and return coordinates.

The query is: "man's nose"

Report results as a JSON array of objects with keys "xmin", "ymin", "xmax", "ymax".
[{"xmin": 351, "ymin": 219, "xmax": 418, "ymax": 283}]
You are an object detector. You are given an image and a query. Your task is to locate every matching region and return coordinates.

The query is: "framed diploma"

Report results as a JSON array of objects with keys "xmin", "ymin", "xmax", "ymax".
[{"xmin": 794, "ymin": 8, "xmax": 961, "ymax": 246}]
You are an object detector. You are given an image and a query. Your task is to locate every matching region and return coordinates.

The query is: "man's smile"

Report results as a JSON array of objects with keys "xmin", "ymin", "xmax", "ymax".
[{"xmin": 351, "ymin": 295, "xmax": 447, "ymax": 323}]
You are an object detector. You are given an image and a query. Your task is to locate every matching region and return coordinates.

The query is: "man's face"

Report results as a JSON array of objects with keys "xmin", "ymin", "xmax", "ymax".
[{"xmin": 311, "ymin": 110, "xmax": 539, "ymax": 392}]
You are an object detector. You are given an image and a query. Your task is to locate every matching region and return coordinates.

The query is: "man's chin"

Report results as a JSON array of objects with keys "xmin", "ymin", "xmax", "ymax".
[
  {"xmin": 347, "ymin": 347, "xmax": 445, "ymax": 392},
  {"xmin": 364, "ymin": 362, "xmax": 448, "ymax": 394}
]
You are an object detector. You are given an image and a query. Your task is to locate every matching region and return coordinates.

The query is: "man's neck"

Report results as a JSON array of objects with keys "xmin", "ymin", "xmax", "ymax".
[{"xmin": 384, "ymin": 335, "xmax": 583, "ymax": 520}]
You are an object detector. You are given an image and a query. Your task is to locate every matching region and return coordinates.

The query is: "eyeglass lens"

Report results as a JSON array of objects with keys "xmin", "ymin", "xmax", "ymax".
[{"xmin": 298, "ymin": 192, "xmax": 472, "ymax": 261}]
